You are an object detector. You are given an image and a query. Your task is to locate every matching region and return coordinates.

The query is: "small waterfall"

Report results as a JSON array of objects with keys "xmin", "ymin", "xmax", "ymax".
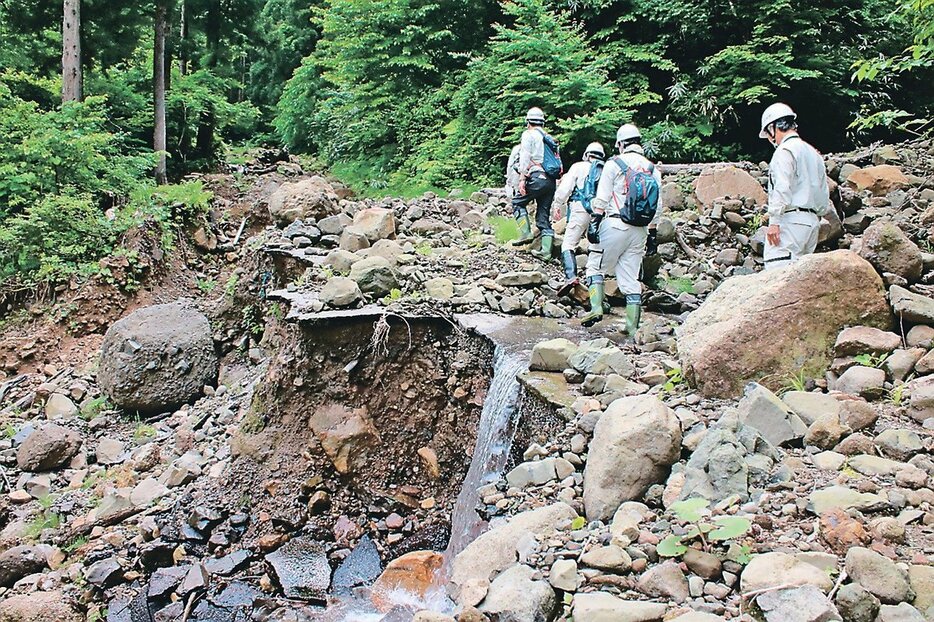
[
  {"xmin": 320, "ymin": 345, "xmax": 528, "ymax": 620},
  {"xmin": 444, "ymin": 347, "xmax": 527, "ymax": 561}
]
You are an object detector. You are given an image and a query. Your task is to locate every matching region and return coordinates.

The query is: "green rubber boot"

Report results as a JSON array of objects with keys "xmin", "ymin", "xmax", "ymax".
[
  {"xmin": 531, "ymin": 234, "xmax": 554, "ymax": 260},
  {"xmin": 581, "ymin": 280, "xmax": 605, "ymax": 327},
  {"xmin": 625, "ymin": 301, "xmax": 642, "ymax": 336},
  {"xmin": 514, "ymin": 214, "xmax": 533, "ymax": 245}
]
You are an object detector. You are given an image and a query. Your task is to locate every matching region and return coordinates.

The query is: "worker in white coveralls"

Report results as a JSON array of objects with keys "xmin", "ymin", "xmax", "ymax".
[
  {"xmin": 512, "ymin": 107, "xmax": 563, "ymax": 256},
  {"xmin": 759, "ymin": 102, "xmax": 830, "ymax": 270},
  {"xmin": 581, "ymin": 124, "xmax": 662, "ymax": 335},
  {"xmin": 551, "ymin": 142, "xmax": 606, "ymax": 297}
]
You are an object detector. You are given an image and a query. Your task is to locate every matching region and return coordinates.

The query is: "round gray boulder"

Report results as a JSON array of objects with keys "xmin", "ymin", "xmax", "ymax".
[{"xmin": 98, "ymin": 303, "xmax": 218, "ymax": 412}]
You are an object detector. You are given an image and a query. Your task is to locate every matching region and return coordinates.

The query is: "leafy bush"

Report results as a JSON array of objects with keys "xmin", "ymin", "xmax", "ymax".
[
  {"xmin": 416, "ymin": 0, "xmax": 641, "ymax": 185},
  {"xmin": 0, "ymin": 77, "xmax": 151, "ymax": 219},
  {"xmin": 0, "ymin": 194, "xmax": 114, "ymax": 281}
]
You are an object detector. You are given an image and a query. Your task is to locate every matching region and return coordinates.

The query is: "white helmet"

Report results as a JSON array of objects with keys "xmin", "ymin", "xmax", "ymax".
[
  {"xmin": 759, "ymin": 103, "xmax": 797, "ymax": 138},
  {"xmin": 584, "ymin": 142, "xmax": 605, "ymax": 160},
  {"xmin": 616, "ymin": 123, "xmax": 641, "ymax": 145},
  {"xmin": 526, "ymin": 107, "xmax": 545, "ymax": 125}
]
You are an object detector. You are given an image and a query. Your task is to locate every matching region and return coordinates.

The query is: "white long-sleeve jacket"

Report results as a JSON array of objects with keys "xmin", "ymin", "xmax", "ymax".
[
  {"xmin": 592, "ymin": 144, "xmax": 663, "ymax": 226},
  {"xmin": 517, "ymin": 128, "xmax": 545, "ymax": 177},
  {"xmin": 767, "ymin": 134, "xmax": 831, "ymax": 222},
  {"xmin": 553, "ymin": 160, "xmax": 593, "ymax": 213}
]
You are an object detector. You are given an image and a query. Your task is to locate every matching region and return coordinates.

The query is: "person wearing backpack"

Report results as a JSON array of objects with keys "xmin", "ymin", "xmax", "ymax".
[
  {"xmin": 759, "ymin": 103, "xmax": 830, "ymax": 270},
  {"xmin": 581, "ymin": 124, "xmax": 661, "ymax": 335},
  {"xmin": 513, "ymin": 107, "xmax": 563, "ymax": 258},
  {"xmin": 551, "ymin": 142, "xmax": 605, "ymax": 297}
]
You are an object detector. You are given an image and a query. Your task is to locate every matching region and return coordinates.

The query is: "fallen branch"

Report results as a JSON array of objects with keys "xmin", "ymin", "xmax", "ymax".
[
  {"xmin": 232, "ymin": 216, "xmax": 248, "ymax": 246},
  {"xmin": 675, "ymin": 230, "xmax": 704, "ymax": 261}
]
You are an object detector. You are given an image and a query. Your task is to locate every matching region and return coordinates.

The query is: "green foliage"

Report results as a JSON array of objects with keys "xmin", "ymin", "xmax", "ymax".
[
  {"xmin": 79, "ymin": 396, "xmax": 111, "ymax": 421},
  {"xmin": 658, "ymin": 498, "xmax": 752, "ymax": 559},
  {"xmin": 0, "ymin": 194, "xmax": 114, "ymax": 282},
  {"xmin": 133, "ymin": 420, "xmax": 157, "ymax": 442},
  {"xmin": 0, "ymin": 81, "xmax": 150, "ymax": 217},
  {"xmin": 660, "ymin": 276, "xmax": 695, "ymax": 295},
  {"xmin": 887, "ymin": 382, "xmax": 907, "ymax": 406},
  {"xmin": 854, "ymin": 352, "xmax": 889, "ymax": 368},
  {"xmin": 197, "ymin": 278, "xmax": 218, "ymax": 294},
  {"xmin": 852, "ymin": 0, "xmax": 934, "ymax": 136},
  {"xmin": 781, "ymin": 369, "xmax": 807, "ymax": 395},
  {"xmin": 570, "ymin": 516, "xmax": 587, "ymax": 530},
  {"xmin": 381, "ymin": 288, "xmax": 404, "ymax": 304},
  {"xmin": 414, "ymin": 242, "xmax": 433, "ymax": 256},
  {"xmin": 418, "ymin": 0, "xmax": 638, "ymax": 185},
  {"xmin": 661, "ymin": 367, "xmax": 684, "ymax": 393}
]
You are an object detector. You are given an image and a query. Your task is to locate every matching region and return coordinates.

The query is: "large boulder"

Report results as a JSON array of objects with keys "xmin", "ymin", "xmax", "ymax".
[
  {"xmin": 845, "ymin": 547, "xmax": 913, "ymax": 604},
  {"xmin": 371, "ymin": 551, "xmax": 443, "ymax": 612},
  {"xmin": 846, "ymin": 165, "xmax": 910, "ymax": 196},
  {"xmin": 678, "ymin": 251, "xmax": 891, "ymax": 398},
  {"xmin": 741, "ymin": 552, "xmax": 835, "ymax": 594},
  {"xmin": 352, "ymin": 207, "xmax": 397, "ymax": 242},
  {"xmin": 348, "ymin": 256, "xmax": 399, "ymax": 297},
  {"xmin": 266, "ymin": 176, "xmax": 339, "ymax": 225},
  {"xmin": 583, "ymin": 396, "xmax": 681, "ymax": 521},
  {"xmin": 450, "ymin": 503, "xmax": 576, "ymax": 606},
  {"xmin": 98, "ymin": 303, "xmax": 218, "ymax": 412},
  {"xmin": 692, "ymin": 166, "xmax": 767, "ymax": 210},
  {"xmin": 0, "ymin": 546, "xmax": 48, "ymax": 587},
  {"xmin": 16, "ymin": 424, "xmax": 81, "ymax": 471},
  {"xmin": 319, "ymin": 277, "xmax": 362, "ymax": 308},
  {"xmin": 736, "ymin": 383, "xmax": 807, "ymax": 447},
  {"xmin": 858, "ymin": 221, "xmax": 923, "ymax": 282}
]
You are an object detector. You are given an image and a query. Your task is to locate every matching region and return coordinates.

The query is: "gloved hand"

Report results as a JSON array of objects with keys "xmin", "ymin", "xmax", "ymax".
[
  {"xmin": 518, "ymin": 178, "xmax": 527, "ymax": 196},
  {"xmin": 646, "ymin": 228, "xmax": 658, "ymax": 256},
  {"xmin": 587, "ymin": 213, "xmax": 604, "ymax": 244}
]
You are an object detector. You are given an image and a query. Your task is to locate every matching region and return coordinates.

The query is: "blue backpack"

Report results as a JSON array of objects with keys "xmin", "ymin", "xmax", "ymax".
[
  {"xmin": 535, "ymin": 129, "xmax": 563, "ymax": 179},
  {"xmin": 571, "ymin": 160, "xmax": 604, "ymax": 215},
  {"xmin": 611, "ymin": 156, "xmax": 659, "ymax": 227}
]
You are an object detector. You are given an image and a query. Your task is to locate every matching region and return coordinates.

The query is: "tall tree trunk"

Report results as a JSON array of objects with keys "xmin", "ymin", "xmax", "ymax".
[
  {"xmin": 154, "ymin": 0, "xmax": 168, "ymax": 185},
  {"xmin": 62, "ymin": 0, "xmax": 82, "ymax": 102},
  {"xmin": 178, "ymin": 0, "xmax": 188, "ymax": 76}
]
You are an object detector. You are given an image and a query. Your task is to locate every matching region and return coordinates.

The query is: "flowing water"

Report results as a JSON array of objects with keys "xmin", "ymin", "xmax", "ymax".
[
  {"xmin": 444, "ymin": 348, "xmax": 527, "ymax": 561},
  {"xmin": 320, "ymin": 346, "xmax": 528, "ymax": 621}
]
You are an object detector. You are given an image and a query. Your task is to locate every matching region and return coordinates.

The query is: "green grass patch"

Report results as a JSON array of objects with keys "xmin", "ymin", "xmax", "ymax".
[{"xmin": 488, "ymin": 215, "xmax": 519, "ymax": 244}]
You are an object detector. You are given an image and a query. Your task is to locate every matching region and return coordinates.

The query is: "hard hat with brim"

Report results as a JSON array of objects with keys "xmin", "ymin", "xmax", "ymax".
[
  {"xmin": 616, "ymin": 124, "xmax": 641, "ymax": 144},
  {"xmin": 759, "ymin": 103, "xmax": 797, "ymax": 138},
  {"xmin": 584, "ymin": 142, "xmax": 605, "ymax": 159},
  {"xmin": 526, "ymin": 107, "xmax": 545, "ymax": 124}
]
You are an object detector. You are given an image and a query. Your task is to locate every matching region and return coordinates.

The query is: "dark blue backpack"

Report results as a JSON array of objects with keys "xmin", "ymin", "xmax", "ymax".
[
  {"xmin": 535, "ymin": 129, "xmax": 563, "ymax": 179},
  {"xmin": 571, "ymin": 160, "xmax": 604, "ymax": 214},
  {"xmin": 611, "ymin": 156, "xmax": 659, "ymax": 227}
]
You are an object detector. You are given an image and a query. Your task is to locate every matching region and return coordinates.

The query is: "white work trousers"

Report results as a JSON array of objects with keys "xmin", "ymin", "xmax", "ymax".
[
  {"xmin": 764, "ymin": 211, "xmax": 820, "ymax": 270},
  {"xmin": 562, "ymin": 203, "xmax": 591, "ymax": 252},
  {"xmin": 586, "ymin": 218, "xmax": 647, "ymax": 296}
]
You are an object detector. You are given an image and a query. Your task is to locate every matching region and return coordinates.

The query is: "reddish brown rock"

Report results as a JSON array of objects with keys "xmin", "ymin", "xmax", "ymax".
[
  {"xmin": 846, "ymin": 165, "xmax": 910, "ymax": 196},
  {"xmin": 820, "ymin": 509, "xmax": 869, "ymax": 554},
  {"xmin": 678, "ymin": 251, "xmax": 891, "ymax": 398},
  {"xmin": 371, "ymin": 551, "xmax": 444, "ymax": 612}
]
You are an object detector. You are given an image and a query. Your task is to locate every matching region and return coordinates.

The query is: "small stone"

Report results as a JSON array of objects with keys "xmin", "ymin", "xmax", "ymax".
[{"xmin": 845, "ymin": 547, "xmax": 912, "ymax": 604}]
